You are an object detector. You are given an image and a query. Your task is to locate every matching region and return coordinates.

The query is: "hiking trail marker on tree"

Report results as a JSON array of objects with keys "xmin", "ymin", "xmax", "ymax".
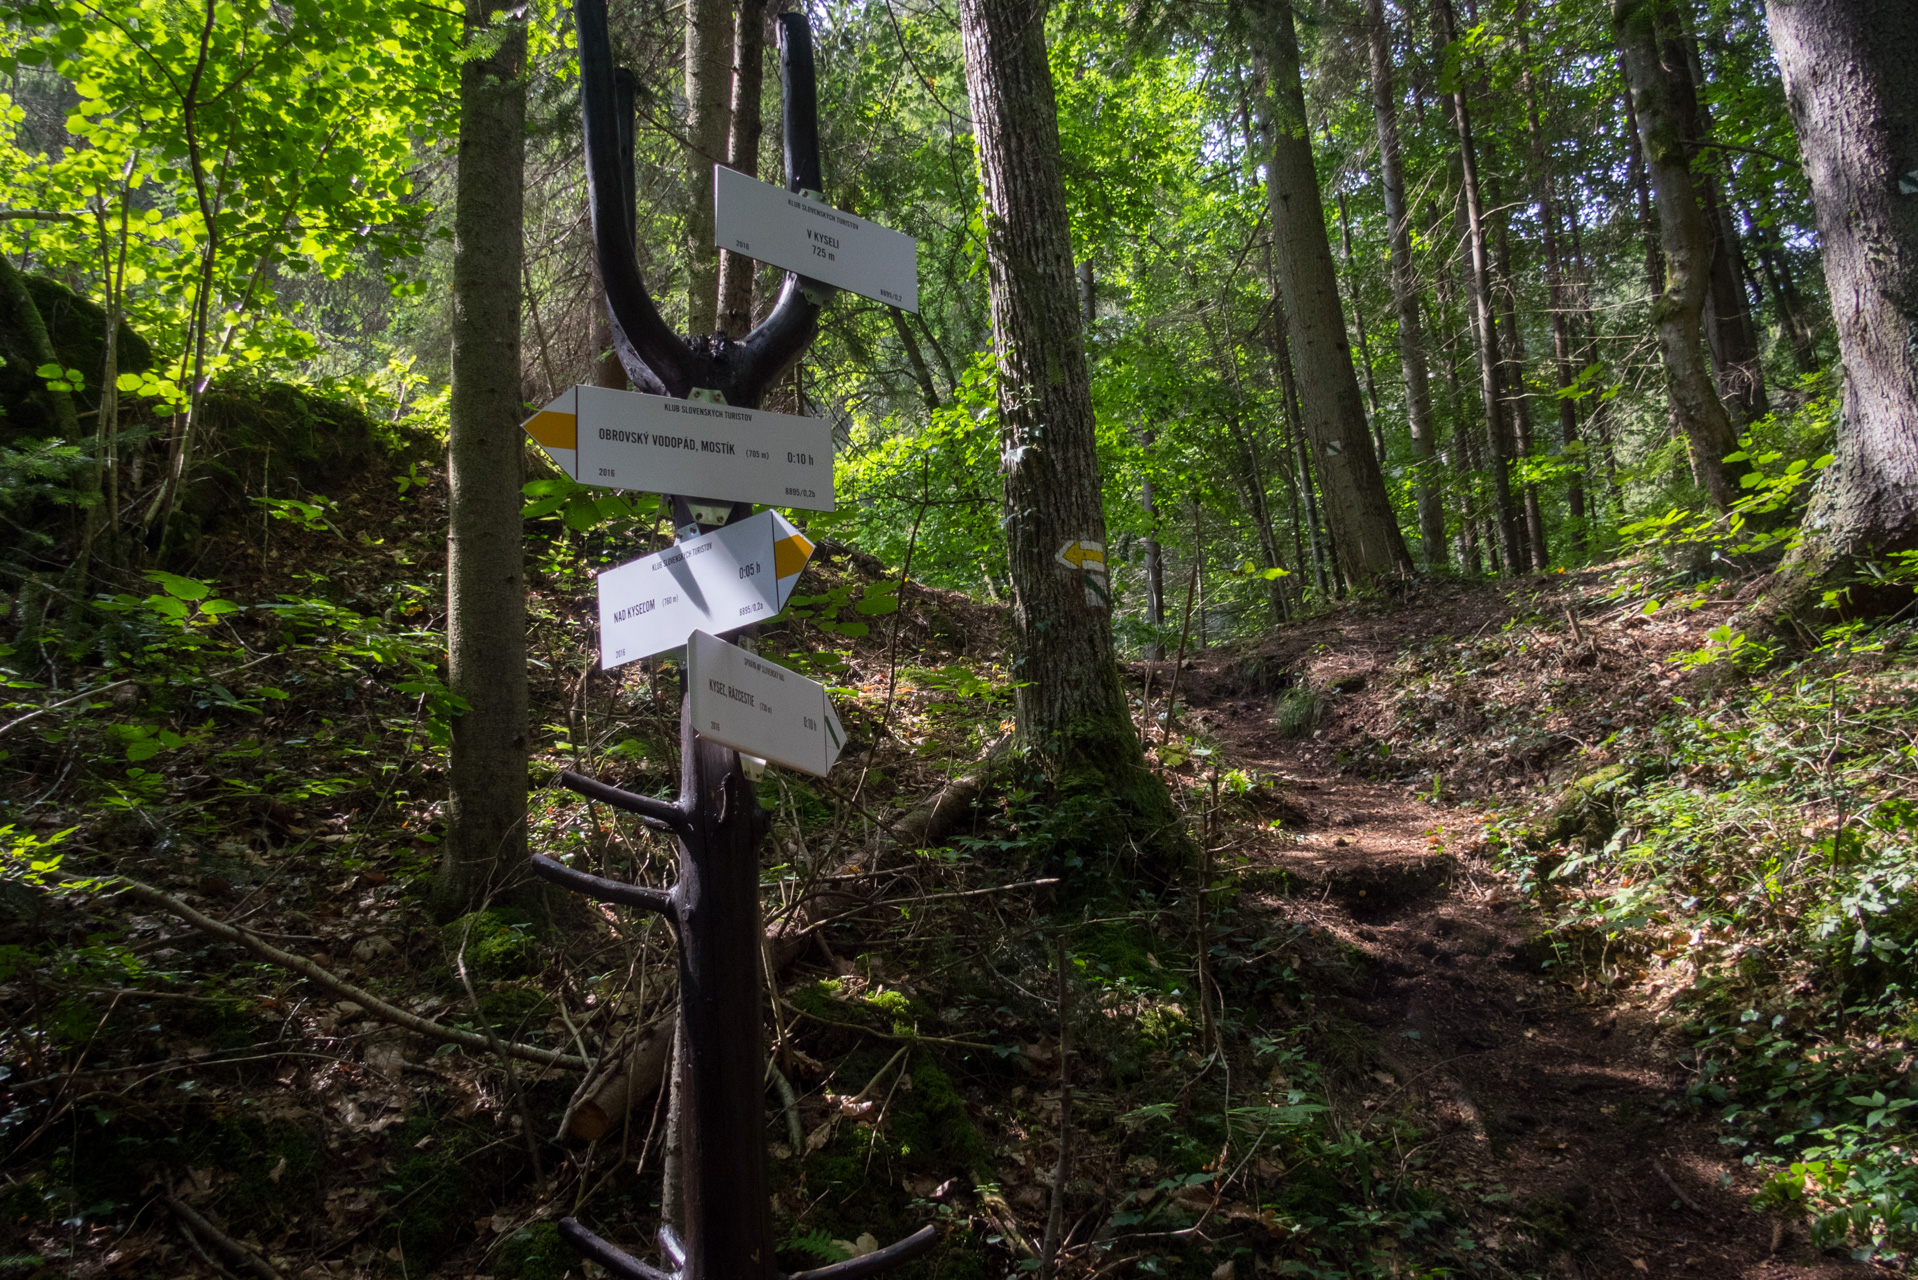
[
  {"xmin": 521, "ymin": 1, "xmax": 933, "ymax": 1278},
  {"xmin": 596, "ymin": 510, "xmax": 815, "ymax": 669},
  {"xmin": 522, "ymin": 384, "xmax": 835, "ymax": 511},
  {"xmin": 714, "ymin": 166, "xmax": 919, "ymax": 312}
]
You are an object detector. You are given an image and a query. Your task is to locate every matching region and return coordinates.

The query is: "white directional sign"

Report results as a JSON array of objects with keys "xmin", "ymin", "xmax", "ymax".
[
  {"xmin": 523, "ymin": 384, "xmax": 835, "ymax": 511},
  {"xmin": 597, "ymin": 511, "xmax": 815, "ymax": 670},
  {"xmin": 713, "ymin": 166, "xmax": 919, "ymax": 313},
  {"xmin": 688, "ymin": 630, "xmax": 845, "ymax": 777}
]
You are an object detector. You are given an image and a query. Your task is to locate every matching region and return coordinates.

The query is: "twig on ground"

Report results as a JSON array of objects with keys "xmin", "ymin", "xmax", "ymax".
[
  {"xmin": 94, "ymin": 871, "xmax": 589, "ymax": 1069},
  {"xmin": 781, "ymin": 1001, "xmax": 994, "ymax": 1052},
  {"xmin": 1652, "ymin": 1158, "xmax": 1705, "ymax": 1214},
  {"xmin": 163, "ymin": 1195, "xmax": 282, "ymax": 1280}
]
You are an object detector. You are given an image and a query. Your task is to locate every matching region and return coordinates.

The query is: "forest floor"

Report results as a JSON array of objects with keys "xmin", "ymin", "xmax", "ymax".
[
  {"xmin": 1160, "ymin": 577, "xmax": 1880, "ymax": 1279},
  {"xmin": 2, "ymin": 455, "xmax": 1910, "ymax": 1280}
]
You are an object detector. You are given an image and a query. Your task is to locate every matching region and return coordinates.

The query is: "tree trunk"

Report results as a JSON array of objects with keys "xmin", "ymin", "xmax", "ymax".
[
  {"xmin": 1439, "ymin": 0, "xmax": 1524, "ymax": 573},
  {"xmin": 1514, "ymin": 0, "xmax": 1587, "ymax": 557},
  {"xmin": 1760, "ymin": 0, "xmax": 1918, "ymax": 619},
  {"xmin": 1613, "ymin": 0, "xmax": 1748, "ymax": 510},
  {"xmin": 438, "ymin": 2, "xmax": 530, "ymax": 920},
  {"xmin": 957, "ymin": 0, "xmax": 1185, "ymax": 873},
  {"xmin": 1255, "ymin": 0, "xmax": 1413, "ymax": 585},
  {"xmin": 1671, "ymin": 24, "xmax": 1769, "ymax": 425},
  {"xmin": 684, "ymin": 0, "xmax": 732, "ymax": 336},
  {"xmin": 1367, "ymin": 0, "xmax": 1444, "ymax": 570},
  {"xmin": 1494, "ymin": 217, "xmax": 1550, "ymax": 570},
  {"xmin": 717, "ymin": 0, "xmax": 768, "ymax": 338},
  {"xmin": 1335, "ymin": 191, "xmax": 1385, "ymax": 462},
  {"xmin": 1744, "ymin": 196, "xmax": 1820, "ymax": 375},
  {"xmin": 1140, "ymin": 428, "xmax": 1165, "ymax": 658},
  {"xmin": 1619, "ymin": 65, "xmax": 1665, "ymax": 302}
]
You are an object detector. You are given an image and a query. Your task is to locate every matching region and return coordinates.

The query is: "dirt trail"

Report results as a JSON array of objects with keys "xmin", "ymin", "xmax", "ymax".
[{"xmin": 1163, "ymin": 590, "xmax": 1875, "ymax": 1280}]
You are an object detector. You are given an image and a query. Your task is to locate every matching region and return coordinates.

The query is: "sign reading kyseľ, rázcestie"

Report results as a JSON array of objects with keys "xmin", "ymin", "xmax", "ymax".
[{"xmin": 687, "ymin": 630, "xmax": 845, "ymax": 777}]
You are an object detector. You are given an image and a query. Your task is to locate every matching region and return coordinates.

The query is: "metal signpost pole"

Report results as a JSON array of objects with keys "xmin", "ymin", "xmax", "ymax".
[{"xmin": 526, "ymin": 3, "xmax": 934, "ymax": 1279}]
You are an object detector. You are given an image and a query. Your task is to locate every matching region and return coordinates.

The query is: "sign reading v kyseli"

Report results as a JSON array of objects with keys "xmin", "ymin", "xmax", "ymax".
[
  {"xmin": 523, "ymin": 384, "xmax": 836, "ymax": 511},
  {"xmin": 713, "ymin": 167, "xmax": 919, "ymax": 313}
]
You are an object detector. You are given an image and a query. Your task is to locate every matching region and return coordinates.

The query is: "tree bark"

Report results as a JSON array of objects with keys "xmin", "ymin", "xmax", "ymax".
[
  {"xmin": 717, "ymin": 0, "xmax": 768, "ymax": 338},
  {"xmin": 1760, "ymin": 0, "xmax": 1918, "ymax": 617},
  {"xmin": 957, "ymin": 0, "xmax": 1185, "ymax": 872},
  {"xmin": 684, "ymin": 0, "xmax": 733, "ymax": 336},
  {"xmin": 1367, "ymin": 0, "xmax": 1444, "ymax": 570},
  {"xmin": 1514, "ymin": 0, "xmax": 1587, "ymax": 557},
  {"xmin": 1613, "ymin": 0, "xmax": 1747, "ymax": 510},
  {"xmin": 1495, "ymin": 216, "xmax": 1550, "ymax": 570},
  {"xmin": 1438, "ymin": 0, "xmax": 1524, "ymax": 573},
  {"xmin": 438, "ymin": 2, "xmax": 529, "ymax": 920},
  {"xmin": 1140, "ymin": 428, "xmax": 1165, "ymax": 657},
  {"xmin": 1255, "ymin": 0, "xmax": 1413, "ymax": 585},
  {"xmin": 1671, "ymin": 24, "xmax": 1769, "ymax": 425}
]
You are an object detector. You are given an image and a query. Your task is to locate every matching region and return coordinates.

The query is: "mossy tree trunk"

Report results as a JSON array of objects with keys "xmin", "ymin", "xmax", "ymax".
[
  {"xmin": 716, "ymin": 0, "xmax": 768, "ymax": 339},
  {"xmin": 438, "ymin": 1, "xmax": 530, "ymax": 920},
  {"xmin": 1758, "ymin": 0, "xmax": 1918, "ymax": 622},
  {"xmin": 956, "ymin": 0, "xmax": 1187, "ymax": 878}
]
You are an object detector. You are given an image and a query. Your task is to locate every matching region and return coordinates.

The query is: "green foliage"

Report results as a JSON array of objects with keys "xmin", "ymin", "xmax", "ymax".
[
  {"xmin": 445, "ymin": 908, "xmax": 541, "ymax": 982},
  {"xmin": 1490, "ymin": 617, "xmax": 1918, "ymax": 1258},
  {"xmin": 497, "ymin": 1221, "xmax": 577, "ymax": 1280}
]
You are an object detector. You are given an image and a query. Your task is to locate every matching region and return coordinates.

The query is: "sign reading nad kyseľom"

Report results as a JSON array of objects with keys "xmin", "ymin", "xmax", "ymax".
[
  {"xmin": 596, "ymin": 510, "xmax": 816, "ymax": 670},
  {"xmin": 713, "ymin": 166, "xmax": 918, "ymax": 314},
  {"xmin": 522, "ymin": 383, "xmax": 836, "ymax": 512},
  {"xmin": 688, "ymin": 630, "xmax": 845, "ymax": 777}
]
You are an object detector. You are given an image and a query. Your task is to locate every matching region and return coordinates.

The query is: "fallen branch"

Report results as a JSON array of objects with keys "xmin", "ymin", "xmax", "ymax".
[
  {"xmin": 0, "ymin": 680, "xmax": 136, "ymax": 739},
  {"xmin": 1652, "ymin": 1158, "xmax": 1705, "ymax": 1214},
  {"xmin": 97, "ymin": 872, "xmax": 590, "ymax": 1070},
  {"xmin": 782, "ymin": 1000, "xmax": 995, "ymax": 1052},
  {"xmin": 164, "ymin": 1195, "xmax": 282, "ymax": 1280}
]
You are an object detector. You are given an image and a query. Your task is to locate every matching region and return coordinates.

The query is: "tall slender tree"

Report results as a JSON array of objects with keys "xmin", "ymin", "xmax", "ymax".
[
  {"xmin": 1366, "ymin": 0, "xmax": 1445, "ymax": 569},
  {"xmin": 716, "ymin": 0, "xmax": 768, "ymax": 338},
  {"xmin": 1514, "ymin": 0, "xmax": 1587, "ymax": 555},
  {"xmin": 1438, "ymin": 0, "xmax": 1524, "ymax": 572},
  {"xmin": 1614, "ymin": 0, "xmax": 1748, "ymax": 509},
  {"xmin": 439, "ymin": 0, "xmax": 529, "ymax": 919},
  {"xmin": 956, "ymin": 0, "xmax": 1185, "ymax": 871},
  {"xmin": 1254, "ymin": 0, "xmax": 1413, "ymax": 585},
  {"xmin": 1760, "ymin": 0, "xmax": 1918, "ymax": 617},
  {"xmin": 684, "ymin": 0, "xmax": 732, "ymax": 335}
]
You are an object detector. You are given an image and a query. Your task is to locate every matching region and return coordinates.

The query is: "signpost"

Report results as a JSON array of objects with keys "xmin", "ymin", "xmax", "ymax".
[
  {"xmin": 713, "ymin": 166, "xmax": 919, "ymax": 313},
  {"xmin": 523, "ymin": 5, "xmax": 935, "ymax": 1278},
  {"xmin": 687, "ymin": 630, "xmax": 844, "ymax": 777},
  {"xmin": 596, "ymin": 511, "xmax": 815, "ymax": 668},
  {"xmin": 523, "ymin": 384, "xmax": 835, "ymax": 512}
]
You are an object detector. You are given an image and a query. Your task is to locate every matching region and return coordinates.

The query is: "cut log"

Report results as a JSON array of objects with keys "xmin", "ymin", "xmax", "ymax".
[{"xmin": 566, "ymin": 1012, "xmax": 677, "ymax": 1142}]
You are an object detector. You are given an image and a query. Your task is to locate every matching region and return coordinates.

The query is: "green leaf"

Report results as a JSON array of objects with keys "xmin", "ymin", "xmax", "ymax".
[{"xmin": 145, "ymin": 571, "xmax": 210, "ymax": 601}]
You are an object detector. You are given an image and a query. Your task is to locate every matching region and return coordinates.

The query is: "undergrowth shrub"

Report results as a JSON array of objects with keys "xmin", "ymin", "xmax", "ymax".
[{"xmin": 1488, "ymin": 616, "xmax": 1918, "ymax": 1262}]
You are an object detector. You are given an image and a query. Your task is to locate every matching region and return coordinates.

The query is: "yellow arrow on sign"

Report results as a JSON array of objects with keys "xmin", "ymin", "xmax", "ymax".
[{"xmin": 1055, "ymin": 540, "xmax": 1106, "ymax": 571}]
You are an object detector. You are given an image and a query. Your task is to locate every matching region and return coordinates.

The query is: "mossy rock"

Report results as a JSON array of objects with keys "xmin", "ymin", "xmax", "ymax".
[
  {"xmin": 387, "ymin": 1114, "xmax": 491, "ymax": 1270},
  {"xmin": 1530, "ymin": 764, "xmax": 1637, "ymax": 849},
  {"xmin": 497, "ymin": 1221, "xmax": 578, "ymax": 1280},
  {"xmin": 0, "ymin": 273, "xmax": 152, "ymax": 439},
  {"xmin": 443, "ymin": 908, "xmax": 542, "ymax": 981}
]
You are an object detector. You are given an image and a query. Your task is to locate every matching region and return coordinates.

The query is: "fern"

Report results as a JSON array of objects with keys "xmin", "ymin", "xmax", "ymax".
[{"xmin": 782, "ymin": 1229, "xmax": 851, "ymax": 1264}]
